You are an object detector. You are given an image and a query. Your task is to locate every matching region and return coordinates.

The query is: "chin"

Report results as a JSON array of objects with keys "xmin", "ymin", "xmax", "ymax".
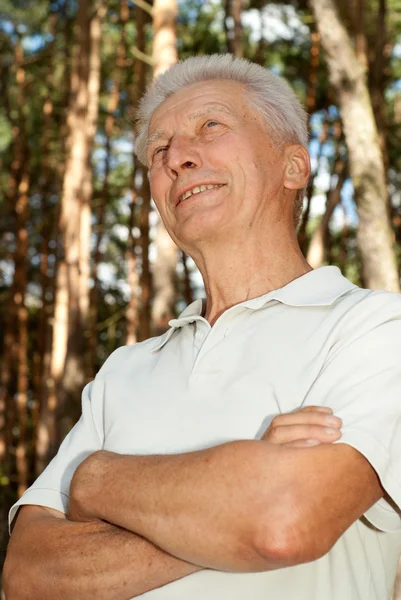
[{"xmin": 175, "ymin": 214, "xmax": 227, "ymax": 248}]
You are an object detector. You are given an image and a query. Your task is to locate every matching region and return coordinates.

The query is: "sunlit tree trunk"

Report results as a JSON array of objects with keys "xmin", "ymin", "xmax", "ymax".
[
  {"xmin": 50, "ymin": 0, "xmax": 105, "ymax": 444},
  {"xmin": 151, "ymin": 0, "xmax": 179, "ymax": 335},
  {"xmin": 367, "ymin": 0, "xmax": 390, "ymax": 177},
  {"xmin": 298, "ymin": 118, "xmax": 329, "ymax": 255},
  {"xmin": 307, "ymin": 155, "xmax": 347, "ymax": 268},
  {"xmin": 224, "ymin": 0, "xmax": 244, "ymax": 57},
  {"xmin": 39, "ymin": 8, "xmax": 75, "ymax": 467},
  {"xmin": 298, "ymin": 25, "xmax": 321, "ymax": 253},
  {"xmin": 310, "ymin": 0, "xmax": 400, "ymax": 291},
  {"xmin": 88, "ymin": 0, "xmax": 128, "ymax": 373}
]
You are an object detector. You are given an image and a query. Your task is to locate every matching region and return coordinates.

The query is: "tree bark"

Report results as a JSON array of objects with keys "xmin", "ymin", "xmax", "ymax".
[
  {"xmin": 126, "ymin": 185, "xmax": 140, "ymax": 345},
  {"xmin": 151, "ymin": 0, "xmax": 179, "ymax": 335},
  {"xmin": 138, "ymin": 169, "xmax": 152, "ymax": 341},
  {"xmin": 0, "ymin": 36, "xmax": 30, "ymax": 500},
  {"xmin": 88, "ymin": 0, "xmax": 128, "ymax": 374},
  {"xmin": 310, "ymin": 0, "xmax": 400, "ymax": 291},
  {"xmin": 307, "ymin": 155, "xmax": 347, "ymax": 268},
  {"xmin": 224, "ymin": 0, "xmax": 244, "ymax": 57},
  {"xmin": 50, "ymin": 0, "xmax": 105, "ymax": 444},
  {"xmin": 181, "ymin": 251, "xmax": 194, "ymax": 306}
]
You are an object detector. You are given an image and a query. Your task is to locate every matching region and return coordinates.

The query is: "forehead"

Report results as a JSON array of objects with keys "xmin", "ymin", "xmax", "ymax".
[{"xmin": 149, "ymin": 79, "xmax": 252, "ymax": 131}]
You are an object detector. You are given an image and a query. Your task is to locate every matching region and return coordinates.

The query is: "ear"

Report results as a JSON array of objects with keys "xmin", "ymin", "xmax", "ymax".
[{"xmin": 283, "ymin": 145, "xmax": 310, "ymax": 191}]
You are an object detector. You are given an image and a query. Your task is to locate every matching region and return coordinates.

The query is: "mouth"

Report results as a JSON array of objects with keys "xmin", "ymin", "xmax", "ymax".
[{"xmin": 177, "ymin": 183, "xmax": 225, "ymax": 206}]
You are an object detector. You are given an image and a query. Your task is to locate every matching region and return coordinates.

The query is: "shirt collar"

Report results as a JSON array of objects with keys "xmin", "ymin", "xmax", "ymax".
[{"xmin": 151, "ymin": 267, "xmax": 356, "ymax": 352}]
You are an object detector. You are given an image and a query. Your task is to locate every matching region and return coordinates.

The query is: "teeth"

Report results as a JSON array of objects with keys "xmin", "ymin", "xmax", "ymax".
[{"xmin": 180, "ymin": 184, "xmax": 222, "ymax": 203}]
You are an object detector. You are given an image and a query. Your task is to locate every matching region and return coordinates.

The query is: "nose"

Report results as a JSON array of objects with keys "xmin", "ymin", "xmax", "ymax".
[{"xmin": 166, "ymin": 135, "xmax": 201, "ymax": 178}]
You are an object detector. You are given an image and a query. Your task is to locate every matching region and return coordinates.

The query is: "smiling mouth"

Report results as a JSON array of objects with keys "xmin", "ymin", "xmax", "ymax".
[{"xmin": 178, "ymin": 184, "xmax": 225, "ymax": 205}]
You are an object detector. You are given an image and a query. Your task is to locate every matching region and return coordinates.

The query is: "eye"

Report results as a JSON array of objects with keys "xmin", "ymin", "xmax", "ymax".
[
  {"xmin": 205, "ymin": 120, "xmax": 219, "ymax": 128},
  {"xmin": 154, "ymin": 146, "xmax": 168, "ymax": 156}
]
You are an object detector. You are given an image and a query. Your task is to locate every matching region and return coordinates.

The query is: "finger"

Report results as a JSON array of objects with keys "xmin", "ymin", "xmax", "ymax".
[
  {"xmin": 267, "ymin": 411, "xmax": 342, "ymax": 430},
  {"xmin": 264, "ymin": 424, "xmax": 342, "ymax": 445},
  {"xmin": 299, "ymin": 405, "xmax": 333, "ymax": 414},
  {"xmin": 285, "ymin": 439, "xmax": 322, "ymax": 448}
]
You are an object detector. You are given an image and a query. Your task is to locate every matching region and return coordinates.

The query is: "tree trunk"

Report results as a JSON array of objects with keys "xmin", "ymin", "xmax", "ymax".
[
  {"xmin": 50, "ymin": 0, "xmax": 105, "ymax": 444},
  {"xmin": 224, "ymin": 0, "xmax": 244, "ymax": 57},
  {"xmin": 298, "ymin": 118, "xmax": 330, "ymax": 255},
  {"xmin": 15, "ymin": 170, "xmax": 30, "ymax": 498},
  {"xmin": 138, "ymin": 169, "xmax": 152, "ymax": 341},
  {"xmin": 0, "ymin": 37, "xmax": 30, "ymax": 499},
  {"xmin": 151, "ymin": 0, "xmax": 179, "ymax": 335},
  {"xmin": 181, "ymin": 251, "xmax": 194, "ymax": 306},
  {"xmin": 88, "ymin": 0, "xmax": 128, "ymax": 374},
  {"xmin": 307, "ymin": 155, "xmax": 347, "ymax": 268},
  {"xmin": 310, "ymin": 0, "xmax": 400, "ymax": 291},
  {"xmin": 368, "ymin": 0, "xmax": 390, "ymax": 176},
  {"xmin": 126, "ymin": 186, "xmax": 140, "ymax": 345}
]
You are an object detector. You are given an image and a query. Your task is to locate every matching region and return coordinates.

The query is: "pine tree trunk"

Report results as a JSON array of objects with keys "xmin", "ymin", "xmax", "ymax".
[
  {"xmin": 131, "ymin": 3, "xmax": 152, "ymax": 342},
  {"xmin": 51, "ymin": 0, "xmax": 104, "ymax": 444},
  {"xmin": 181, "ymin": 251, "xmax": 194, "ymax": 306},
  {"xmin": 0, "ymin": 37, "xmax": 30, "ymax": 499},
  {"xmin": 126, "ymin": 186, "xmax": 140, "ymax": 345},
  {"xmin": 15, "ymin": 170, "xmax": 30, "ymax": 497},
  {"xmin": 224, "ymin": 0, "xmax": 244, "ymax": 57},
  {"xmin": 151, "ymin": 0, "xmax": 179, "ymax": 335},
  {"xmin": 310, "ymin": 0, "xmax": 400, "ymax": 291},
  {"xmin": 138, "ymin": 170, "xmax": 152, "ymax": 341},
  {"xmin": 307, "ymin": 156, "xmax": 347, "ymax": 268},
  {"xmin": 88, "ymin": 0, "xmax": 128, "ymax": 373}
]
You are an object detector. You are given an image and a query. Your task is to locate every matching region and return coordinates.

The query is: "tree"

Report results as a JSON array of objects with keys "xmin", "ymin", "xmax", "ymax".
[
  {"xmin": 151, "ymin": 0, "xmax": 179, "ymax": 335},
  {"xmin": 50, "ymin": 0, "xmax": 105, "ymax": 444},
  {"xmin": 310, "ymin": 0, "xmax": 400, "ymax": 291}
]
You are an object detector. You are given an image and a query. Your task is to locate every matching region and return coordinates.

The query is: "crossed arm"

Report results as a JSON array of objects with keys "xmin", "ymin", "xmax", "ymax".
[{"xmin": 4, "ymin": 407, "xmax": 383, "ymax": 600}]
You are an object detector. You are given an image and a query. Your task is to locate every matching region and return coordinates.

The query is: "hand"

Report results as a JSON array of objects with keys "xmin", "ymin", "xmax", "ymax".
[
  {"xmin": 68, "ymin": 450, "xmax": 116, "ymax": 522},
  {"xmin": 262, "ymin": 406, "xmax": 342, "ymax": 448}
]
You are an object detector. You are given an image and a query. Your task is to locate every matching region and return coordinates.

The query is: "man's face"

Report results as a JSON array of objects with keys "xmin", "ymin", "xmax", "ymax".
[{"xmin": 147, "ymin": 79, "xmax": 291, "ymax": 253}]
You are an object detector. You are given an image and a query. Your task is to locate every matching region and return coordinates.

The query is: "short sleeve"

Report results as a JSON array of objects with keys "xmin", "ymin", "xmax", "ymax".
[
  {"xmin": 8, "ymin": 378, "xmax": 105, "ymax": 531},
  {"xmin": 303, "ymin": 292, "xmax": 401, "ymax": 532}
]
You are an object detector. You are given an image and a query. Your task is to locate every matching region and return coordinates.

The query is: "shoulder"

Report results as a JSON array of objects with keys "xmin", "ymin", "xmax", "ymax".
[
  {"xmin": 95, "ymin": 336, "xmax": 162, "ymax": 379},
  {"xmin": 332, "ymin": 287, "xmax": 401, "ymax": 348}
]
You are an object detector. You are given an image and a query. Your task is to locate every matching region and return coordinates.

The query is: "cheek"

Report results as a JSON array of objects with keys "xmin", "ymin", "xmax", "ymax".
[{"xmin": 150, "ymin": 174, "xmax": 169, "ymax": 210}]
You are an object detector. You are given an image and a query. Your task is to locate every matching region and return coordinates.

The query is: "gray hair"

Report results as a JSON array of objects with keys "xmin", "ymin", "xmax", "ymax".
[{"xmin": 135, "ymin": 54, "xmax": 309, "ymax": 226}]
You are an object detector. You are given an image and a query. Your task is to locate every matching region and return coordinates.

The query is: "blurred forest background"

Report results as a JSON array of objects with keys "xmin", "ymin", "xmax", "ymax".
[{"xmin": 1, "ymin": 0, "xmax": 401, "ymax": 595}]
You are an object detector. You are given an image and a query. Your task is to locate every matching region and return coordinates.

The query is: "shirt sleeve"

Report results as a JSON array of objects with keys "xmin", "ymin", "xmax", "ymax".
[
  {"xmin": 302, "ymin": 291, "xmax": 401, "ymax": 533},
  {"xmin": 8, "ymin": 378, "xmax": 105, "ymax": 531}
]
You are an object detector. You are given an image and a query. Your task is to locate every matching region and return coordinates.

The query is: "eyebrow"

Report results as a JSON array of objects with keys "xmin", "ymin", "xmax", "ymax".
[
  {"xmin": 188, "ymin": 104, "xmax": 231, "ymax": 120},
  {"xmin": 146, "ymin": 129, "xmax": 168, "ymax": 147},
  {"xmin": 146, "ymin": 104, "xmax": 231, "ymax": 152}
]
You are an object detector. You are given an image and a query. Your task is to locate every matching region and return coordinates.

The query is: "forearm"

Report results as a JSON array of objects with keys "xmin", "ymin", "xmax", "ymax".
[
  {"xmin": 81, "ymin": 442, "xmax": 282, "ymax": 572},
  {"xmin": 4, "ymin": 508, "xmax": 201, "ymax": 600}
]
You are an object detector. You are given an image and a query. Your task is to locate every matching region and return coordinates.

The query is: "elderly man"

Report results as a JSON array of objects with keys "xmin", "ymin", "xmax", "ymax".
[{"xmin": 4, "ymin": 54, "xmax": 401, "ymax": 600}]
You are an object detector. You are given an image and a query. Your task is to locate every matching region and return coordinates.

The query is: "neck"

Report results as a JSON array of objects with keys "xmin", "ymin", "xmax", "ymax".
[{"xmin": 190, "ymin": 227, "xmax": 312, "ymax": 325}]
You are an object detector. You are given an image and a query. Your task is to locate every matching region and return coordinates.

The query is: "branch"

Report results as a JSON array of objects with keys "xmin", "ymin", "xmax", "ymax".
[
  {"xmin": 132, "ymin": 46, "xmax": 153, "ymax": 67},
  {"xmin": 135, "ymin": 0, "xmax": 153, "ymax": 17}
]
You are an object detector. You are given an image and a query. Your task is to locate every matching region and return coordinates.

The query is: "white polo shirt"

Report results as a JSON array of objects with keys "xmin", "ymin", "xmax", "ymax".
[{"xmin": 10, "ymin": 267, "xmax": 401, "ymax": 600}]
